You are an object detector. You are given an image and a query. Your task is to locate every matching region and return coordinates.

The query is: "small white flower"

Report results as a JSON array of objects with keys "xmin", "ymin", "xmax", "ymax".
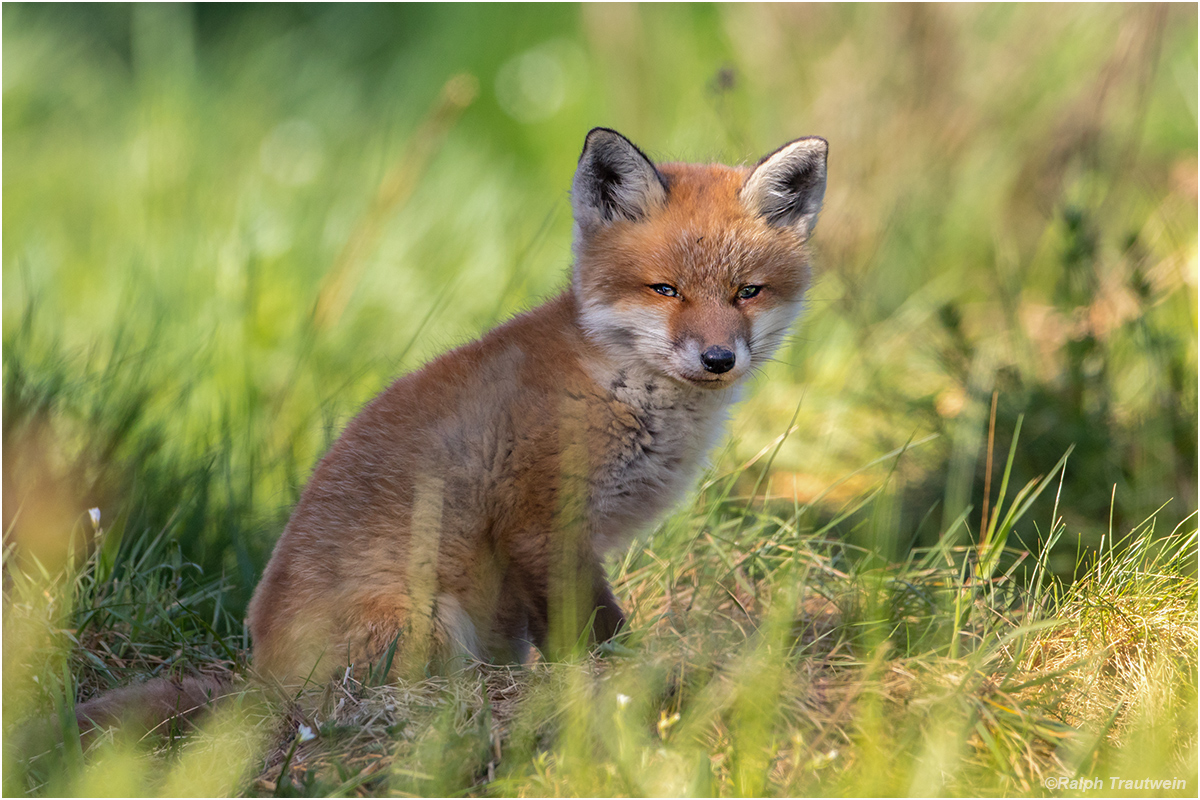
[
  {"xmin": 616, "ymin": 693, "xmax": 632, "ymax": 709},
  {"xmin": 297, "ymin": 724, "xmax": 316, "ymax": 742},
  {"xmin": 88, "ymin": 508, "xmax": 102, "ymax": 529}
]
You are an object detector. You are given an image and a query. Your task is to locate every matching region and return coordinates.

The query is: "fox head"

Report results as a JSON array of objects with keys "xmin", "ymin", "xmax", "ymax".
[{"xmin": 570, "ymin": 127, "xmax": 827, "ymax": 390}]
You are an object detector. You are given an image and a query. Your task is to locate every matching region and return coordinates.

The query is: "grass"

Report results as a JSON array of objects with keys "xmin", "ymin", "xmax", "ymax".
[
  {"xmin": 4, "ymin": 432, "xmax": 1196, "ymax": 796},
  {"xmin": 3, "ymin": 3, "xmax": 1197, "ymax": 797}
]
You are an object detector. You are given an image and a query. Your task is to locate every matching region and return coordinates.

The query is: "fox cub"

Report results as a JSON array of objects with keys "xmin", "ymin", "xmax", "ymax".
[{"xmin": 247, "ymin": 128, "xmax": 828, "ymax": 687}]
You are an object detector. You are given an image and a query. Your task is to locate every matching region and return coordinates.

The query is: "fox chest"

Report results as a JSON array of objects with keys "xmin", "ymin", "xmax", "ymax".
[{"xmin": 586, "ymin": 376, "xmax": 731, "ymax": 551}]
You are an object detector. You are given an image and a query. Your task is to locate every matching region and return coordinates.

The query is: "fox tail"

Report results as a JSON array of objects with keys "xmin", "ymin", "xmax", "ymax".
[{"xmin": 75, "ymin": 675, "xmax": 235, "ymax": 739}]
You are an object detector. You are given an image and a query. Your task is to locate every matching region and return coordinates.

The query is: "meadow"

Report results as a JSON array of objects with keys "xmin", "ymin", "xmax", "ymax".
[{"xmin": 3, "ymin": 4, "xmax": 1196, "ymax": 796}]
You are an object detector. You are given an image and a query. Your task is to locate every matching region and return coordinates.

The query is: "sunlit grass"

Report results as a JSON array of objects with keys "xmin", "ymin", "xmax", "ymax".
[
  {"xmin": 3, "ymin": 3, "xmax": 1196, "ymax": 797},
  {"xmin": 4, "ymin": 434, "xmax": 1195, "ymax": 795}
]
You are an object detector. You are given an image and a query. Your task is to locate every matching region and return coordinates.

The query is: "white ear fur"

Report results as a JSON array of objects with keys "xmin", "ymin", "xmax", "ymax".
[
  {"xmin": 572, "ymin": 128, "xmax": 667, "ymax": 230},
  {"xmin": 741, "ymin": 137, "xmax": 828, "ymax": 240}
]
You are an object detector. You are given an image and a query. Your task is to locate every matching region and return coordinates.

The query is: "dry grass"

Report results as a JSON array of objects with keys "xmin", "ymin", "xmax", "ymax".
[
  {"xmin": 1020, "ymin": 522, "xmax": 1198, "ymax": 757},
  {"xmin": 185, "ymin": 506, "xmax": 1192, "ymax": 797},
  {"xmin": 5, "ymin": 472, "xmax": 1195, "ymax": 796}
]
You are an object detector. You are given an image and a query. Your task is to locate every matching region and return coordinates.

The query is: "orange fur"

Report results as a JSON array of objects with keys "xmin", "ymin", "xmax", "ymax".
[
  {"xmin": 73, "ymin": 130, "xmax": 829, "ymax": 740},
  {"xmin": 239, "ymin": 128, "xmax": 831, "ymax": 688}
]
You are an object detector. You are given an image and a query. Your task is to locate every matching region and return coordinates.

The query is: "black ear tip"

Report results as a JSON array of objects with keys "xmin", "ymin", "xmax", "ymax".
[
  {"xmin": 580, "ymin": 127, "xmax": 623, "ymax": 162},
  {"xmin": 790, "ymin": 136, "xmax": 828, "ymax": 159},
  {"xmin": 586, "ymin": 126, "xmax": 624, "ymax": 139},
  {"xmin": 753, "ymin": 136, "xmax": 828, "ymax": 169},
  {"xmin": 579, "ymin": 128, "xmax": 661, "ymax": 176},
  {"xmin": 582, "ymin": 127, "xmax": 627, "ymax": 149}
]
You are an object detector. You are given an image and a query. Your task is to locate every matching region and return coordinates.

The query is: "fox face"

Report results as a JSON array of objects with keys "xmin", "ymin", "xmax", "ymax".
[{"xmin": 572, "ymin": 128, "xmax": 827, "ymax": 390}]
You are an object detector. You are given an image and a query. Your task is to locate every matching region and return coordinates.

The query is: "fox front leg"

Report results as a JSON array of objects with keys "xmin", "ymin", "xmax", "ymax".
[
  {"xmin": 591, "ymin": 578, "xmax": 626, "ymax": 644},
  {"xmin": 525, "ymin": 557, "xmax": 626, "ymax": 660}
]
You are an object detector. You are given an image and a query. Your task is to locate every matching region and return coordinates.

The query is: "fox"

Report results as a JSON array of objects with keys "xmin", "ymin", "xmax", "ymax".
[{"xmin": 75, "ymin": 127, "xmax": 827, "ymax": 730}]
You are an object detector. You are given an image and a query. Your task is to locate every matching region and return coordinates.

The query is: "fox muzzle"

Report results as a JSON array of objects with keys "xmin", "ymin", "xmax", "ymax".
[{"xmin": 700, "ymin": 346, "xmax": 736, "ymax": 374}]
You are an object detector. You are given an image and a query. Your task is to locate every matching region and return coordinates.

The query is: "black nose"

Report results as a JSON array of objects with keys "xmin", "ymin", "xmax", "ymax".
[{"xmin": 701, "ymin": 346, "xmax": 736, "ymax": 374}]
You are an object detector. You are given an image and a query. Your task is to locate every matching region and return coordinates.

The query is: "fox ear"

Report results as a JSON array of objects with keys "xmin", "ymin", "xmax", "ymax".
[
  {"xmin": 742, "ymin": 137, "xmax": 828, "ymax": 240},
  {"xmin": 572, "ymin": 128, "xmax": 667, "ymax": 229}
]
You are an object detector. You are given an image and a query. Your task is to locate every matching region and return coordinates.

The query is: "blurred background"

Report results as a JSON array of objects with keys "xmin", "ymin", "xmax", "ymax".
[{"xmin": 4, "ymin": 3, "xmax": 1196, "ymax": 616}]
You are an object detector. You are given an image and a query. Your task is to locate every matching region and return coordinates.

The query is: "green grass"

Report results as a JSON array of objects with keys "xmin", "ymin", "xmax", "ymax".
[
  {"xmin": 3, "ymin": 4, "xmax": 1196, "ymax": 797},
  {"xmin": 4, "ymin": 437, "xmax": 1196, "ymax": 796}
]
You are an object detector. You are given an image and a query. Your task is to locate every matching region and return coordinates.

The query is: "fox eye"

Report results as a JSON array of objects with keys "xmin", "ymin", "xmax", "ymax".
[
  {"xmin": 650, "ymin": 284, "xmax": 680, "ymax": 298},
  {"xmin": 737, "ymin": 285, "xmax": 763, "ymax": 300}
]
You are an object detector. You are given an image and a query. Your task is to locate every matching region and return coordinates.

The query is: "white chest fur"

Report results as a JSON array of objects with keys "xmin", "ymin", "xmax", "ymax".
[{"xmin": 587, "ymin": 365, "xmax": 737, "ymax": 554}]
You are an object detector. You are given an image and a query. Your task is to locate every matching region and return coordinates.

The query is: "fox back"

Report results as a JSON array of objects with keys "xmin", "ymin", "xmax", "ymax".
[{"xmin": 246, "ymin": 128, "xmax": 828, "ymax": 688}]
